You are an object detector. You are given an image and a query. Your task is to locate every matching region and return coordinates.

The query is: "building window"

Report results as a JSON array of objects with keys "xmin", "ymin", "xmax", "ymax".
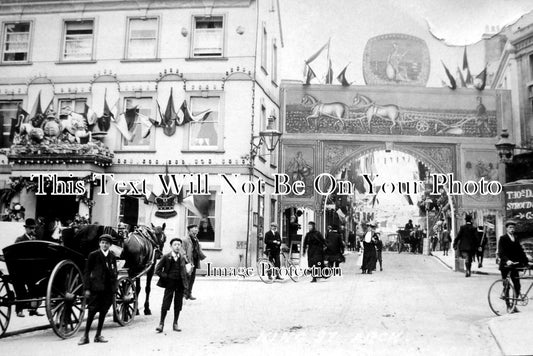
[
  {"xmin": 192, "ymin": 16, "xmax": 223, "ymax": 57},
  {"xmin": 0, "ymin": 100, "xmax": 22, "ymax": 148},
  {"xmin": 126, "ymin": 17, "xmax": 158, "ymax": 59},
  {"xmin": 186, "ymin": 191, "xmax": 216, "ymax": 243},
  {"xmin": 270, "ymin": 198, "xmax": 277, "ymax": 224},
  {"xmin": 122, "ymin": 97, "xmax": 153, "ymax": 148},
  {"xmin": 62, "ymin": 20, "xmax": 94, "ymax": 61},
  {"xmin": 261, "ymin": 25, "xmax": 268, "ymax": 72},
  {"xmin": 2, "ymin": 22, "xmax": 31, "ymax": 63},
  {"xmin": 188, "ymin": 96, "xmax": 220, "ymax": 150},
  {"xmin": 58, "ymin": 98, "xmax": 86, "ymax": 119},
  {"xmin": 271, "ymin": 39, "xmax": 278, "ymax": 83}
]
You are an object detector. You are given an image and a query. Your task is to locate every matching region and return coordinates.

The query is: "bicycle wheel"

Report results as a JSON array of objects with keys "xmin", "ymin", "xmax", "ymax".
[
  {"xmin": 286, "ymin": 259, "xmax": 303, "ymax": 282},
  {"xmin": 488, "ymin": 278, "xmax": 517, "ymax": 316},
  {"xmin": 256, "ymin": 258, "xmax": 274, "ymax": 284}
]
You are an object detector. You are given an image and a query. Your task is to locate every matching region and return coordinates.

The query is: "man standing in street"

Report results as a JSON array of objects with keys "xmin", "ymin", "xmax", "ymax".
[
  {"xmin": 182, "ymin": 224, "xmax": 206, "ymax": 300},
  {"xmin": 14, "ymin": 218, "xmax": 44, "ymax": 317},
  {"xmin": 453, "ymin": 215, "xmax": 479, "ymax": 277},
  {"xmin": 264, "ymin": 222, "xmax": 282, "ymax": 280},
  {"xmin": 79, "ymin": 234, "xmax": 117, "ymax": 345},
  {"xmin": 155, "ymin": 238, "xmax": 189, "ymax": 332}
]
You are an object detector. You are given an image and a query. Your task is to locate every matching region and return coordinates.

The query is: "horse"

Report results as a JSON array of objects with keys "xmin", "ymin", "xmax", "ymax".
[
  {"xmin": 122, "ymin": 223, "xmax": 166, "ymax": 315},
  {"xmin": 61, "ymin": 224, "xmax": 120, "ymax": 257},
  {"xmin": 353, "ymin": 94, "xmax": 401, "ymax": 134},
  {"xmin": 301, "ymin": 94, "xmax": 348, "ymax": 131}
]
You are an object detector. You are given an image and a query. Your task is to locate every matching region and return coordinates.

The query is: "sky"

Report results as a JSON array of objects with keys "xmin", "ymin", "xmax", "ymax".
[{"xmin": 279, "ymin": 0, "xmax": 533, "ymax": 82}]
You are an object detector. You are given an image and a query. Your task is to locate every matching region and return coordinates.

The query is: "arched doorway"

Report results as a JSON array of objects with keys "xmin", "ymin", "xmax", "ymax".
[{"xmin": 322, "ymin": 148, "xmax": 456, "ymax": 254}]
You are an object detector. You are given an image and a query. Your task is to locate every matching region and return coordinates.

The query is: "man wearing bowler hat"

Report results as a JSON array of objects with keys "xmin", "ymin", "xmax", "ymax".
[
  {"xmin": 79, "ymin": 234, "xmax": 117, "ymax": 345},
  {"xmin": 498, "ymin": 220, "xmax": 530, "ymax": 312},
  {"xmin": 264, "ymin": 222, "xmax": 283, "ymax": 280},
  {"xmin": 14, "ymin": 218, "xmax": 44, "ymax": 317}
]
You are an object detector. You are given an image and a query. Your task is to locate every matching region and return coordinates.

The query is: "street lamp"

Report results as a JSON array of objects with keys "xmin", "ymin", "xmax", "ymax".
[
  {"xmin": 245, "ymin": 115, "xmax": 282, "ymax": 267},
  {"xmin": 495, "ymin": 129, "xmax": 533, "ymax": 164}
]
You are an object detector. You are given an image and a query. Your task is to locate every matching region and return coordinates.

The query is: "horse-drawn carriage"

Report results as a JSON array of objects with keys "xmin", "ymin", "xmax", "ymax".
[
  {"xmin": 396, "ymin": 229, "xmax": 412, "ymax": 253},
  {"xmin": 0, "ymin": 224, "xmax": 165, "ymax": 338}
]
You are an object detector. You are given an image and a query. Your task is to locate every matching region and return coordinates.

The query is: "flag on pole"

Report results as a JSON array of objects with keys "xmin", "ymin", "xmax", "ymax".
[
  {"xmin": 112, "ymin": 100, "xmax": 133, "ymax": 141},
  {"xmin": 462, "ymin": 46, "xmax": 469, "ymax": 70},
  {"xmin": 336, "ymin": 64, "xmax": 351, "ymax": 86},
  {"xmin": 325, "ymin": 59, "xmax": 333, "ymax": 84},
  {"xmin": 474, "ymin": 66, "xmax": 487, "ymax": 91},
  {"xmin": 30, "ymin": 90, "xmax": 45, "ymax": 127},
  {"xmin": 124, "ymin": 106, "xmax": 139, "ymax": 131},
  {"xmin": 83, "ymin": 103, "xmax": 98, "ymax": 127},
  {"xmin": 465, "ymin": 68, "xmax": 473, "ymax": 85},
  {"xmin": 441, "ymin": 61, "xmax": 456, "ymax": 90},
  {"xmin": 43, "ymin": 98, "xmax": 54, "ymax": 117},
  {"xmin": 304, "ymin": 65, "xmax": 316, "ymax": 85},
  {"xmin": 304, "ymin": 39, "xmax": 330, "ymax": 65},
  {"xmin": 182, "ymin": 195, "xmax": 205, "ymax": 217},
  {"xmin": 457, "ymin": 67, "xmax": 466, "ymax": 87},
  {"xmin": 137, "ymin": 112, "xmax": 154, "ymax": 139},
  {"xmin": 97, "ymin": 89, "xmax": 113, "ymax": 132},
  {"xmin": 10, "ymin": 105, "xmax": 29, "ymax": 142}
]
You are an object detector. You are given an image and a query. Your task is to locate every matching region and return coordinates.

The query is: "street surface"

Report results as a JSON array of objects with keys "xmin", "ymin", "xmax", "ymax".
[{"xmin": 0, "ymin": 252, "xmax": 504, "ymax": 355}]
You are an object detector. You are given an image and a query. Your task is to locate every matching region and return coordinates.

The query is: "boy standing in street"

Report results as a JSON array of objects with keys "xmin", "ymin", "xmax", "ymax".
[{"xmin": 155, "ymin": 238, "xmax": 189, "ymax": 332}]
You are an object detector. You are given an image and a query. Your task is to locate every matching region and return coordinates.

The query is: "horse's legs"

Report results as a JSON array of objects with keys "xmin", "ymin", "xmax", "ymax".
[
  {"xmin": 144, "ymin": 265, "xmax": 154, "ymax": 315},
  {"xmin": 135, "ymin": 278, "xmax": 141, "ymax": 316}
]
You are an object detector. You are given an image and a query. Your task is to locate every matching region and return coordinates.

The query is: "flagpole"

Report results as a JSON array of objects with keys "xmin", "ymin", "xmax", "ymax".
[{"xmin": 326, "ymin": 38, "xmax": 331, "ymax": 84}]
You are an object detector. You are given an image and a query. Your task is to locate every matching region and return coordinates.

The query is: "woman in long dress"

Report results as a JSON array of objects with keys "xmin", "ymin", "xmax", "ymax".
[
  {"xmin": 361, "ymin": 222, "xmax": 378, "ymax": 274},
  {"xmin": 303, "ymin": 221, "xmax": 327, "ymax": 283}
]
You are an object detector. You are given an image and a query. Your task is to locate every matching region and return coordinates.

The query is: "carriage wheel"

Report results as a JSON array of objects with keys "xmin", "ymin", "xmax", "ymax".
[
  {"xmin": 415, "ymin": 121, "xmax": 429, "ymax": 132},
  {"xmin": 0, "ymin": 276, "xmax": 12, "ymax": 337},
  {"xmin": 46, "ymin": 260, "xmax": 86, "ymax": 339},
  {"xmin": 113, "ymin": 277, "xmax": 137, "ymax": 326}
]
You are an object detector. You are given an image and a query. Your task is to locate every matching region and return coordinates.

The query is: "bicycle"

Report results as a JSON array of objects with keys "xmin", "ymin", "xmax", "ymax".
[
  {"xmin": 487, "ymin": 262, "xmax": 533, "ymax": 316},
  {"xmin": 256, "ymin": 250, "xmax": 303, "ymax": 284}
]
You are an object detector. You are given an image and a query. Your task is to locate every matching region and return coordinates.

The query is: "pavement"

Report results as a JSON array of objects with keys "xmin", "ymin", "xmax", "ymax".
[{"xmin": 430, "ymin": 250, "xmax": 533, "ymax": 356}]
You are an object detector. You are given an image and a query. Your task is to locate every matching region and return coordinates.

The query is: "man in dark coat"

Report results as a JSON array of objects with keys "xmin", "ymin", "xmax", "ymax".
[
  {"xmin": 498, "ymin": 220, "xmax": 529, "ymax": 312},
  {"xmin": 14, "ymin": 218, "xmax": 44, "ymax": 317},
  {"xmin": 453, "ymin": 215, "xmax": 479, "ymax": 277},
  {"xmin": 264, "ymin": 222, "xmax": 282, "ymax": 280},
  {"xmin": 303, "ymin": 221, "xmax": 326, "ymax": 283},
  {"xmin": 325, "ymin": 225, "xmax": 345, "ymax": 269},
  {"xmin": 79, "ymin": 234, "xmax": 118, "ymax": 345},
  {"xmin": 182, "ymin": 224, "xmax": 206, "ymax": 300},
  {"xmin": 155, "ymin": 238, "xmax": 189, "ymax": 332}
]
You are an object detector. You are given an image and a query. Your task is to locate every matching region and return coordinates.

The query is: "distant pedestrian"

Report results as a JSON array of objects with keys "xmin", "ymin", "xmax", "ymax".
[
  {"xmin": 182, "ymin": 224, "xmax": 206, "ymax": 300},
  {"xmin": 348, "ymin": 229, "xmax": 356, "ymax": 251},
  {"xmin": 78, "ymin": 234, "xmax": 118, "ymax": 345},
  {"xmin": 476, "ymin": 226, "xmax": 488, "ymax": 268},
  {"xmin": 302, "ymin": 221, "xmax": 327, "ymax": 283},
  {"xmin": 453, "ymin": 215, "xmax": 479, "ymax": 277},
  {"xmin": 361, "ymin": 222, "xmax": 378, "ymax": 274},
  {"xmin": 325, "ymin": 225, "xmax": 345, "ymax": 269},
  {"xmin": 374, "ymin": 233, "xmax": 383, "ymax": 271},
  {"xmin": 155, "ymin": 238, "xmax": 189, "ymax": 333},
  {"xmin": 440, "ymin": 225, "xmax": 452, "ymax": 256}
]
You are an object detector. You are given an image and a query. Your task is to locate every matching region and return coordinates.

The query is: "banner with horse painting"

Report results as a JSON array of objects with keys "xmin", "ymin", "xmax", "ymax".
[{"xmin": 284, "ymin": 86, "xmax": 504, "ymax": 137}]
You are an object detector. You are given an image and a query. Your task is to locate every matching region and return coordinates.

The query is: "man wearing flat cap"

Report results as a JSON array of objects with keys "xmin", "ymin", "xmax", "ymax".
[
  {"xmin": 498, "ymin": 220, "xmax": 530, "ymax": 312},
  {"xmin": 182, "ymin": 224, "xmax": 206, "ymax": 300},
  {"xmin": 264, "ymin": 222, "xmax": 282, "ymax": 280},
  {"xmin": 79, "ymin": 234, "xmax": 117, "ymax": 345}
]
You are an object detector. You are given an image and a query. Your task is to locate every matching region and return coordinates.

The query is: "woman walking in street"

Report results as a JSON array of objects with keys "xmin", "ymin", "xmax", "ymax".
[
  {"xmin": 361, "ymin": 222, "xmax": 378, "ymax": 274},
  {"xmin": 303, "ymin": 221, "xmax": 327, "ymax": 283}
]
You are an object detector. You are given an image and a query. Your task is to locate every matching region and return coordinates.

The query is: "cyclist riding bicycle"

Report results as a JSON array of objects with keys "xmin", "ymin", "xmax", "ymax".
[
  {"xmin": 498, "ymin": 220, "xmax": 530, "ymax": 312},
  {"xmin": 264, "ymin": 222, "xmax": 282, "ymax": 280}
]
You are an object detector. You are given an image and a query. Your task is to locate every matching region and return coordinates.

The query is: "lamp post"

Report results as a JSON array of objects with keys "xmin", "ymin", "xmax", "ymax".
[
  {"xmin": 495, "ymin": 129, "xmax": 533, "ymax": 164},
  {"xmin": 244, "ymin": 116, "xmax": 281, "ymax": 267}
]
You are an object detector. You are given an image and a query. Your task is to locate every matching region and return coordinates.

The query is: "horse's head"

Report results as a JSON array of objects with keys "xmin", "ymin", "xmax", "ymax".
[
  {"xmin": 150, "ymin": 223, "xmax": 167, "ymax": 251},
  {"xmin": 301, "ymin": 94, "xmax": 316, "ymax": 106}
]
